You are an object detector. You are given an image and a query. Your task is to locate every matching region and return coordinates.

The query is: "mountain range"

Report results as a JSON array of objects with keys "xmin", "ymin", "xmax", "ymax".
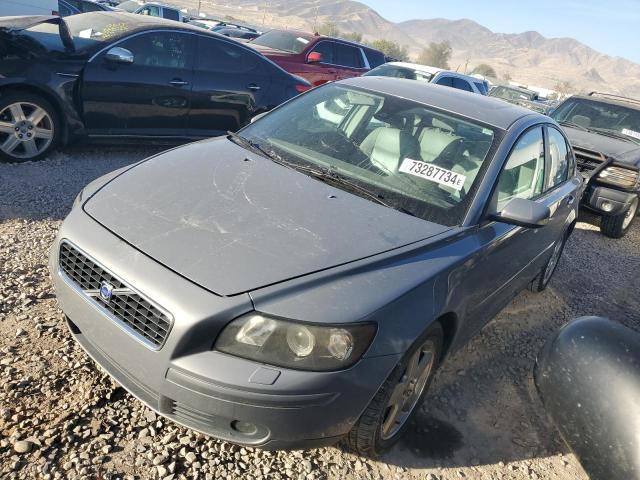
[{"xmin": 172, "ymin": 0, "xmax": 640, "ymax": 97}]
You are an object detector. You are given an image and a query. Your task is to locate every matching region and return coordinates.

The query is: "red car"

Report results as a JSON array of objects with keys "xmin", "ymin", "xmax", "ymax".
[{"xmin": 249, "ymin": 30, "xmax": 386, "ymax": 86}]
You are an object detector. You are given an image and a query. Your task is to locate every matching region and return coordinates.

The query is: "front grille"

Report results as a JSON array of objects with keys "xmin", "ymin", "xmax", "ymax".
[
  {"xmin": 574, "ymin": 146, "xmax": 606, "ymax": 176},
  {"xmin": 59, "ymin": 242, "xmax": 172, "ymax": 349}
]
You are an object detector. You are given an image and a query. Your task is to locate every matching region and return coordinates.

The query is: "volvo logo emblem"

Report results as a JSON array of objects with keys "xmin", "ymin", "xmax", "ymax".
[{"xmin": 99, "ymin": 282, "xmax": 114, "ymax": 302}]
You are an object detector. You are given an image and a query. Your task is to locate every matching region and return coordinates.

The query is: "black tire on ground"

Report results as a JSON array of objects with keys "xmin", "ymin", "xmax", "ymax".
[
  {"xmin": 600, "ymin": 196, "xmax": 639, "ymax": 239},
  {"xmin": 345, "ymin": 323, "xmax": 444, "ymax": 458},
  {"xmin": 531, "ymin": 231, "xmax": 568, "ymax": 293},
  {"xmin": 0, "ymin": 92, "xmax": 60, "ymax": 163}
]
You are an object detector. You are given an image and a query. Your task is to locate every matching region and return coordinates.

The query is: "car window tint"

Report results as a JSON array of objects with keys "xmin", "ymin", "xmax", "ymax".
[
  {"xmin": 435, "ymin": 76, "xmax": 453, "ymax": 87},
  {"xmin": 364, "ymin": 49, "xmax": 385, "ymax": 68},
  {"xmin": 474, "ymin": 81, "xmax": 488, "ymax": 95},
  {"xmin": 495, "ymin": 127, "xmax": 545, "ymax": 211},
  {"xmin": 119, "ymin": 32, "xmax": 189, "ymax": 68},
  {"xmin": 139, "ymin": 5, "xmax": 160, "ymax": 16},
  {"xmin": 547, "ymin": 127, "xmax": 570, "ymax": 188},
  {"xmin": 334, "ymin": 43, "xmax": 364, "ymax": 68},
  {"xmin": 81, "ymin": 1, "xmax": 105, "ymax": 12},
  {"xmin": 197, "ymin": 37, "xmax": 260, "ymax": 73},
  {"xmin": 312, "ymin": 41, "xmax": 334, "ymax": 65},
  {"xmin": 58, "ymin": 1, "xmax": 78, "ymax": 16},
  {"xmin": 163, "ymin": 8, "xmax": 180, "ymax": 21},
  {"xmin": 452, "ymin": 78, "xmax": 474, "ymax": 92}
]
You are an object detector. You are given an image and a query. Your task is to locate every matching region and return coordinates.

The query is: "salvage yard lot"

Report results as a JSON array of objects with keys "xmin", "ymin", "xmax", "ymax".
[{"xmin": 0, "ymin": 145, "xmax": 638, "ymax": 480}]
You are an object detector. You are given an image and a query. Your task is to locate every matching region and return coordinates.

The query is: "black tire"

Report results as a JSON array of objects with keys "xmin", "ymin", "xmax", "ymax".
[
  {"xmin": 600, "ymin": 196, "xmax": 638, "ymax": 239},
  {"xmin": 531, "ymin": 231, "xmax": 568, "ymax": 293},
  {"xmin": 346, "ymin": 323, "xmax": 443, "ymax": 457},
  {"xmin": 0, "ymin": 92, "xmax": 60, "ymax": 163}
]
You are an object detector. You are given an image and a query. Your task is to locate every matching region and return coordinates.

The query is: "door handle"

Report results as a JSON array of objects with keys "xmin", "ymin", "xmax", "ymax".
[
  {"xmin": 169, "ymin": 79, "xmax": 189, "ymax": 87},
  {"xmin": 247, "ymin": 84, "xmax": 261, "ymax": 91},
  {"xmin": 327, "ymin": 69, "xmax": 337, "ymax": 74},
  {"xmin": 566, "ymin": 195, "xmax": 576, "ymax": 206}
]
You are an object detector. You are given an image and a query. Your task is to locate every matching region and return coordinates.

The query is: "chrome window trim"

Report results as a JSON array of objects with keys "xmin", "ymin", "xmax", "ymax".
[{"xmin": 57, "ymin": 239, "xmax": 174, "ymax": 351}]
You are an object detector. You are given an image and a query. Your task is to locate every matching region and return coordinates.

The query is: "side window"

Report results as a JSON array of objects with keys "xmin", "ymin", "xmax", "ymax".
[
  {"xmin": 81, "ymin": 0, "xmax": 105, "ymax": 12},
  {"xmin": 452, "ymin": 78, "xmax": 474, "ymax": 92},
  {"xmin": 547, "ymin": 127, "xmax": 570, "ymax": 188},
  {"xmin": 435, "ymin": 76, "xmax": 453, "ymax": 87},
  {"xmin": 334, "ymin": 43, "xmax": 364, "ymax": 68},
  {"xmin": 312, "ymin": 41, "xmax": 334, "ymax": 65},
  {"xmin": 139, "ymin": 5, "xmax": 160, "ymax": 16},
  {"xmin": 118, "ymin": 32, "xmax": 189, "ymax": 69},
  {"xmin": 494, "ymin": 127, "xmax": 545, "ymax": 211},
  {"xmin": 163, "ymin": 8, "xmax": 180, "ymax": 21},
  {"xmin": 364, "ymin": 49, "xmax": 385, "ymax": 68},
  {"xmin": 197, "ymin": 37, "xmax": 260, "ymax": 73}
]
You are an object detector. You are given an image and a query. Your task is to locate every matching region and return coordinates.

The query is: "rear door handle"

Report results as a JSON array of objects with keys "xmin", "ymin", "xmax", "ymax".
[
  {"xmin": 247, "ymin": 84, "xmax": 261, "ymax": 91},
  {"xmin": 169, "ymin": 79, "xmax": 189, "ymax": 87},
  {"xmin": 566, "ymin": 195, "xmax": 575, "ymax": 206}
]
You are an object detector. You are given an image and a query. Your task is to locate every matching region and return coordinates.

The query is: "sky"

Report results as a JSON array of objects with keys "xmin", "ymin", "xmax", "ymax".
[{"xmin": 362, "ymin": 0, "xmax": 640, "ymax": 63}]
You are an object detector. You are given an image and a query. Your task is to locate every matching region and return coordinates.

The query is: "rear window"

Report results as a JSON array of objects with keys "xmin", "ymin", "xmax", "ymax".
[
  {"xmin": 334, "ymin": 43, "xmax": 364, "ymax": 68},
  {"xmin": 163, "ymin": 8, "xmax": 180, "ymax": 21},
  {"xmin": 251, "ymin": 30, "xmax": 311, "ymax": 54}
]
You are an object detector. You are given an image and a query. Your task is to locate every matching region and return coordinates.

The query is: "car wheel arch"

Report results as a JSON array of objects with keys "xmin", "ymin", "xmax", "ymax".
[
  {"xmin": 0, "ymin": 83, "xmax": 70, "ymax": 145},
  {"xmin": 433, "ymin": 312, "xmax": 458, "ymax": 362}
]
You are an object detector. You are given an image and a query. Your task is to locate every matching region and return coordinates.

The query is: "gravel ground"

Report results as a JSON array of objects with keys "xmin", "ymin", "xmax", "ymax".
[{"xmin": 1, "ymin": 145, "xmax": 638, "ymax": 480}]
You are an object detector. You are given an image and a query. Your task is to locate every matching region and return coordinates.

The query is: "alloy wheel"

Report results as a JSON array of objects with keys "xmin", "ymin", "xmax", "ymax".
[
  {"xmin": 0, "ymin": 102, "xmax": 54, "ymax": 159},
  {"xmin": 622, "ymin": 197, "xmax": 639, "ymax": 230},
  {"xmin": 380, "ymin": 339, "xmax": 436, "ymax": 440},
  {"xmin": 543, "ymin": 237, "xmax": 564, "ymax": 285}
]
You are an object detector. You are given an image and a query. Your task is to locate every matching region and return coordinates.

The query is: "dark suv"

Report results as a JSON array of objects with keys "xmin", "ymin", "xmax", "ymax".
[
  {"xmin": 550, "ymin": 92, "xmax": 640, "ymax": 237},
  {"xmin": 249, "ymin": 30, "xmax": 386, "ymax": 86}
]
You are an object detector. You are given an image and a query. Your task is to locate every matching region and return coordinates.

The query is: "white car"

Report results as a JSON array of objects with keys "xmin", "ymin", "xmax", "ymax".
[
  {"xmin": 0, "ymin": 0, "xmax": 58, "ymax": 16},
  {"xmin": 364, "ymin": 62, "xmax": 489, "ymax": 95},
  {"xmin": 134, "ymin": 2, "xmax": 187, "ymax": 22}
]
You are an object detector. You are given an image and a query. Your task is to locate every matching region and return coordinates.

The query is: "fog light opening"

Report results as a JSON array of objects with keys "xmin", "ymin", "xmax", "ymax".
[
  {"xmin": 601, "ymin": 201, "xmax": 613, "ymax": 213},
  {"xmin": 230, "ymin": 420, "xmax": 258, "ymax": 436}
]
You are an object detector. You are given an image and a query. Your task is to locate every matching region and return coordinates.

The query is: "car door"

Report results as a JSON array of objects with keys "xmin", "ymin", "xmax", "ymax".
[
  {"xmin": 188, "ymin": 35, "xmax": 272, "ymax": 136},
  {"xmin": 304, "ymin": 40, "xmax": 338, "ymax": 86},
  {"xmin": 81, "ymin": 30, "xmax": 194, "ymax": 136},
  {"xmin": 332, "ymin": 42, "xmax": 368, "ymax": 80},
  {"xmin": 458, "ymin": 125, "xmax": 576, "ymax": 339}
]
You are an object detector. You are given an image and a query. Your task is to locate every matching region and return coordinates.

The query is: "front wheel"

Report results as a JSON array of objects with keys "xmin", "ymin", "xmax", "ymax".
[
  {"xmin": 600, "ymin": 196, "xmax": 638, "ymax": 239},
  {"xmin": 346, "ymin": 323, "xmax": 443, "ymax": 457},
  {"xmin": 531, "ymin": 231, "xmax": 568, "ymax": 293},
  {"xmin": 0, "ymin": 93, "xmax": 60, "ymax": 163}
]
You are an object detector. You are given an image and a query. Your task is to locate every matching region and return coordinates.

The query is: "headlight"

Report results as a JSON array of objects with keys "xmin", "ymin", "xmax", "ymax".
[
  {"xmin": 598, "ymin": 166, "xmax": 639, "ymax": 189},
  {"xmin": 215, "ymin": 313, "xmax": 376, "ymax": 371}
]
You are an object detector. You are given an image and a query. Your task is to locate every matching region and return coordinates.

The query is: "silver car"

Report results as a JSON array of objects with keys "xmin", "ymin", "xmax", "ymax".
[{"xmin": 50, "ymin": 77, "xmax": 581, "ymax": 456}]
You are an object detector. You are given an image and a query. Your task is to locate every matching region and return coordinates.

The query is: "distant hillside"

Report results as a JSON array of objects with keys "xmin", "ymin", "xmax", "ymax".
[{"xmin": 171, "ymin": 0, "xmax": 640, "ymax": 97}]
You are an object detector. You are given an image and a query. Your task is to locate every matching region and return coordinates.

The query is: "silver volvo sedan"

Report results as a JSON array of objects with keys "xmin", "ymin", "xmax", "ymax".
[{"xmin": 50, "ymin": 77, "xmax": 582, "ymax": 456}]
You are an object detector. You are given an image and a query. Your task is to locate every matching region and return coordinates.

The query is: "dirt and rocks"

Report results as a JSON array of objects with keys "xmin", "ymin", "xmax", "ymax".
[{"xmin": 0, "ymin": 145, "xmax": 638, "ymax": 480}]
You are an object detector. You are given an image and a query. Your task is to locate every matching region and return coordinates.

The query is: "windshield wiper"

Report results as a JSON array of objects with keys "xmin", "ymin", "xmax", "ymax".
[
  {"xmin": 227, "ymin": 132, "xmax": 417, "ymax": 216},
  {"xmin": 557, "ymin": 120, "xmax": 588, "ymax": 131}
]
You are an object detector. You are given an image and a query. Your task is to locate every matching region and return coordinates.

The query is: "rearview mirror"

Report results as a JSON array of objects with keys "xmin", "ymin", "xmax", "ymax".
[
  {"xmin": 105, "ymin": 47, "xmax": 134, "ymax": 65},
  {"xmin": 307, "ymin": 51, "xmax": 323, "ymax": 63},
  {"xmin": 492, "ymin": 198, "xmax": 550, "ymax": 228}
]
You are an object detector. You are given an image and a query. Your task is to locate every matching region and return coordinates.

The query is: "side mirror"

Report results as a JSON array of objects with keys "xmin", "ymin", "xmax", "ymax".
[
  {"xmin": 250, "ymin": 111, "xmax": 268, "ymax": 123},
  {"xmin": 492, "ymin": 197, "xmax": 550, "ymax": 228},
  {"xmin": 307, "ymin": 51, "xmax": 323, "ymax": 63},
  {"xmin": 105, "ymin": 47, "xmax": 134, "ymax": 65}
]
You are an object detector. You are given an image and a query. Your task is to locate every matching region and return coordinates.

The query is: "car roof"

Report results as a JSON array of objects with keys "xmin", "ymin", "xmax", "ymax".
[
  {"xmin": 340, "ymin": 76, "xmax": 543, "ymax": 130},
  {"xmin": 384, "ymin": 62, "xmax": 487, "ymax": 83},
  {"xmin": 69, "ymin": 11, "xmax": 205, "ymax": 34}
]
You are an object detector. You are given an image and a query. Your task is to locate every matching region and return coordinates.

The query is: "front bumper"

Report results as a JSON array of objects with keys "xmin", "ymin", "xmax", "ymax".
[
  {"xmin": 582, "ymin": 184, "xmax": 638, "ymax": 216},
  {"xmin": 50, "ymin": 208, "xmax": 400, "ymax": 449}
]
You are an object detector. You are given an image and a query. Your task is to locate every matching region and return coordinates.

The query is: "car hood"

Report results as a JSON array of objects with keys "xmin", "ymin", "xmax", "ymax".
[
  {"xmin": 84, "ymin": 138, "xmax": 450, "ymax": 296},
  {"xmin": 563, "ymin": 126, "xmax": 640, "ymax": 166}
]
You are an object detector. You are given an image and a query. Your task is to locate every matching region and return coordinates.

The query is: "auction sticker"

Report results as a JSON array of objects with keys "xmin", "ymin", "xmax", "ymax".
[
  {"xmin": 622, "ymin": 128, "xmax": 640, "ymax": 140},
  {"xmin": 399, "ymin": 159, "xmax": 466, "ymax": 191}
]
